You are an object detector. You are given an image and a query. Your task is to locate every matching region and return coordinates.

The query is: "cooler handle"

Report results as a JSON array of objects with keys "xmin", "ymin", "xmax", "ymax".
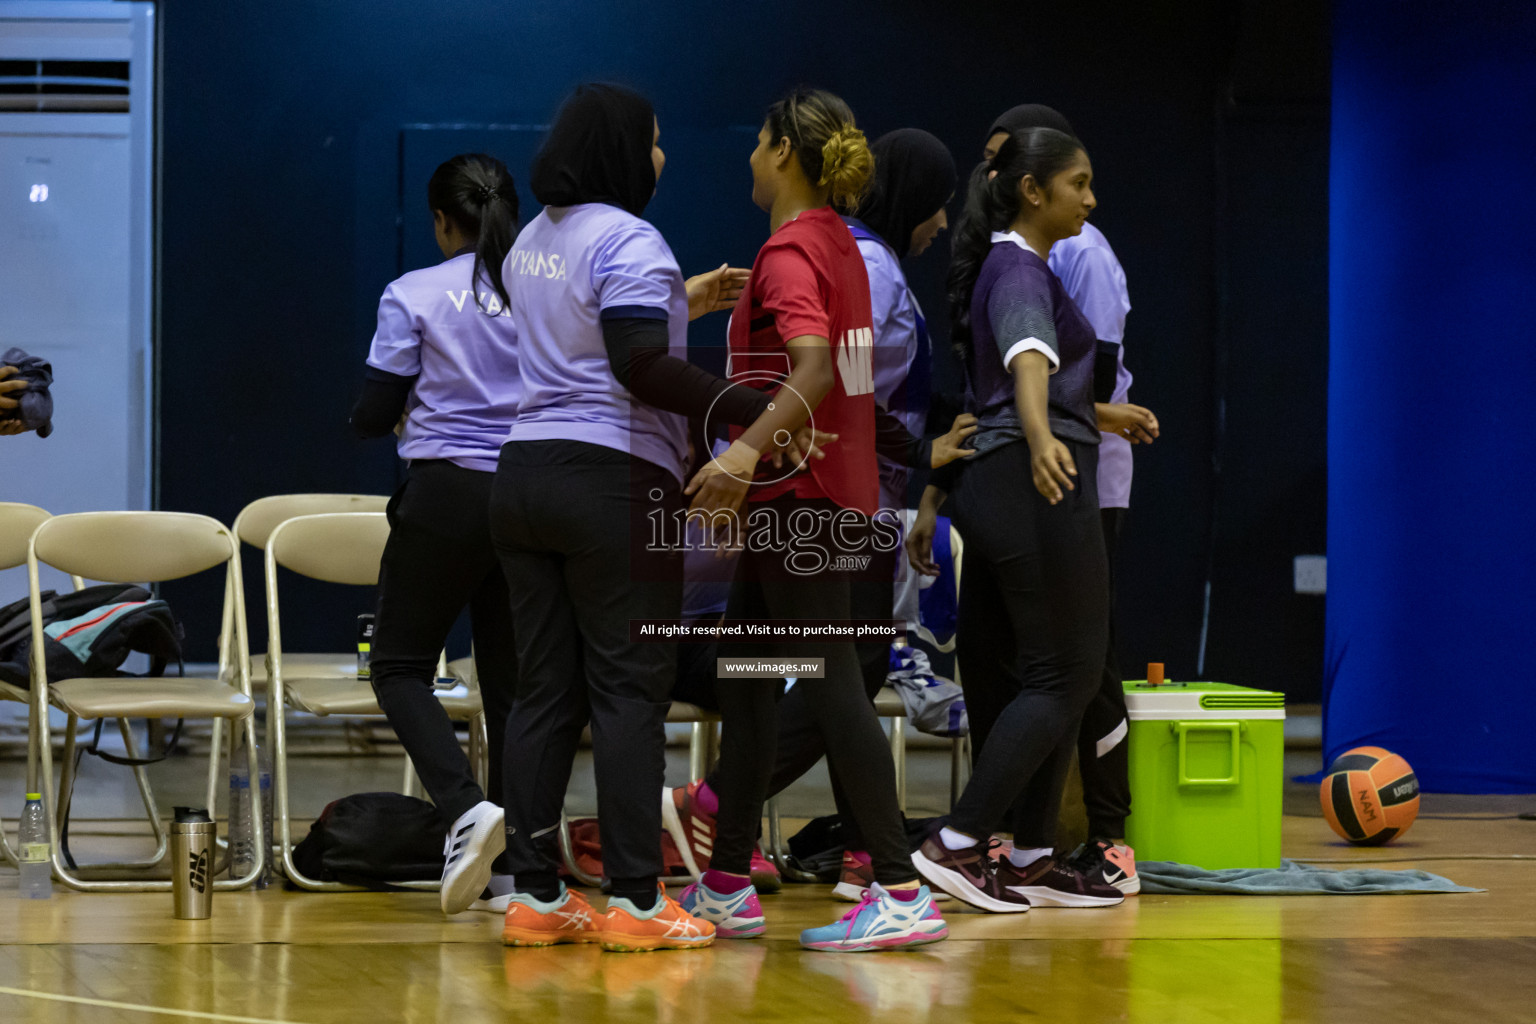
[{"xmin": 1173, "ymin": 720, "xmax": 1243, "ymax": 786}]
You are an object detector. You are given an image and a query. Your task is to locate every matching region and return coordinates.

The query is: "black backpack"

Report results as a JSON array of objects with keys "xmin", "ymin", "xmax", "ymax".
[
  {"xmin": 0, "ymin": 583, "xmax": 184, "ymax": 687},
  {"xmin": 291, "ymin": 792, "xmax": 448, "ymax": 890}
]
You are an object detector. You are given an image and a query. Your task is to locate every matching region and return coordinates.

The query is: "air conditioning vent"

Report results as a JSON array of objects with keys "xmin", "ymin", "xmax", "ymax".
[{"xmin": 0, "ymin": 58, "xmax": 130, "ymax": 112}]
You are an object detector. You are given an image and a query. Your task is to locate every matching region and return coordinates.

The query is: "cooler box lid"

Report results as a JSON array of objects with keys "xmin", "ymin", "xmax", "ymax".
[{"xmin": 1122, "ymin": 680, "xmax": 1285, "ymax": 720}]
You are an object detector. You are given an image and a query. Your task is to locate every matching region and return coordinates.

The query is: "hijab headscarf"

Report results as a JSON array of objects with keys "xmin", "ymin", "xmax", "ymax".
[
  {"xmin": 854, "ymin": 129, "xmax": 957, "ymax": 258},
  {"xmin": 985, "ymin": 104, "xmax": 1076, "ymax": 146},
  {"xmin": 530, "ymin": 83, "xmax": 656, "ymax": 217}
]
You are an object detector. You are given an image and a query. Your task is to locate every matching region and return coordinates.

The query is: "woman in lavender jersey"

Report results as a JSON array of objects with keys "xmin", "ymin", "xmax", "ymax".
[
  {"xmin": 479, "ymin": 84, "xmax": 792, "ymax": 952},
  {"xmin": 350, "ymin": 153, "xmax": 522, "ymax": 917}
]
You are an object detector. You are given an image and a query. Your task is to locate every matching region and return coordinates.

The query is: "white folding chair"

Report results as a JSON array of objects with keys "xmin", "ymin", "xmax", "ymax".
[
  {"xmin": 0, "ymin": 501, "xmax": 55, "ymax": 868},
  {"xmin": 25, "ymin": 511, "xmax": 265, "ymax": 891},
  {"xmin": 262, "ymin": 512, "xmax": 486, "ymax": 890}
]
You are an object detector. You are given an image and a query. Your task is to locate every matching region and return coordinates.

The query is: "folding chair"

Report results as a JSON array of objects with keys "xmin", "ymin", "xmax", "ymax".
[
  {"xmin": 24, "ymin": 511, "xmax": 264, "ymax": 891},
  {"xmin": 2, "ymin": 502, "xmax": 173, "ymax": 875},
  {"xmin": 261, "ymin": 512, "xmax": 486, "ymax": 890}
]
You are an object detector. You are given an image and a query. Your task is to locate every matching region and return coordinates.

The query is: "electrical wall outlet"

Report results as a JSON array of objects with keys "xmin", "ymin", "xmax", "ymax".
[{"xmin": 1294, "ymin": 555, "xmax": 1327, "ymax": 595}]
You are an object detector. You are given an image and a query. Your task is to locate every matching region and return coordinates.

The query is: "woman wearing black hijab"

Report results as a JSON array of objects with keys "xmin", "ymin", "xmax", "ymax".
[{"xmin": 478, "ymin": 83, "xmax": 796, "ymax": 952}]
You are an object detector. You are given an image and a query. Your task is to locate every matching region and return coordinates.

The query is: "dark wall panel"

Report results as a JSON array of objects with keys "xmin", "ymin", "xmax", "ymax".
[{"xmin": 151, "ymin": 0, "xmax": 1327, "ymax": 695}]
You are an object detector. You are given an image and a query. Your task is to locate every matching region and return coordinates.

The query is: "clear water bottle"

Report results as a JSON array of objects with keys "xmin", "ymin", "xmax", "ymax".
[
  {"xmin": 228, "ymin": 743, "xmax": 272, "ymax": 888},
  {"xmin": 18, "ymin": 793, "xmax": 52, "ymax": 899}
]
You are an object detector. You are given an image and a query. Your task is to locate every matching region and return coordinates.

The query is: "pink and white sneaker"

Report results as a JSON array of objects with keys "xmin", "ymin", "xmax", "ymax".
[
  {"xmin": 677, "ymin": 879, "xmax": 766, "ymax": 939},
  {"xmin": 749, "ymin": 847, "xmax": 782, "ymax": 894},
  {"xmin": 799, "ymin": 883, "xmax": 948, "ymax": 952},
  {"xmin": 1069, "ymin": 840, "xmax": 1141, "ymax": 895}
]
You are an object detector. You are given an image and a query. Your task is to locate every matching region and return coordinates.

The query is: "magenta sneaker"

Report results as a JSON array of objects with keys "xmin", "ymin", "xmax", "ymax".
[
  {"xmin": 749, "ymin": 847, "xmax": 782, "ymax": 894},
  {"xmin": 832, "ymin": 850, "xmax": 875, "ymax": 902},
  {"xmin": 677, "ymin": 879, "xmax": 765, "ymax": 939}
]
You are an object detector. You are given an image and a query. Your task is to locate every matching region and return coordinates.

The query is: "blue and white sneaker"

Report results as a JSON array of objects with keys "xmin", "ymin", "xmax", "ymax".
[
  {"xmin": 799, "ymin": 882, "xmax": 948, "ymax": 952},
  {"xmin": 677, "ymin": 879, "xmax": 766, "ymax": 939}
]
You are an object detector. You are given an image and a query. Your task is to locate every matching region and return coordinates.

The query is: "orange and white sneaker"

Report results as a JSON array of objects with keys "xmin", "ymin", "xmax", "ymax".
[
  {"xmin": 600, "ymin": 887, "xmax": 715, "ymax": 952},
  {"xmin": 502, "ymin": 885, "xmax": 601, "ymax": 946}
]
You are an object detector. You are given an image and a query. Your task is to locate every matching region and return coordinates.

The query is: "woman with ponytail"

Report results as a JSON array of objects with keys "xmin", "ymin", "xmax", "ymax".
[
  {"xmin": 349, "ymin": 153, "xmax": 524, "ymax": 918},
  {"xmin": 904, "ymin": 127, "xmax": 1129, "ymax": 912},
  {"xmin": 676, "ymin": 89, "xmax": 956, "ymax": 952}
]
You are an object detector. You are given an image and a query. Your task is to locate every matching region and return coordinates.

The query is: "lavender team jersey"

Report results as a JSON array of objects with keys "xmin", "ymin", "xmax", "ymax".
[
  {"xmin": 1050, "ymin": 222, "xmax": 1134, "ymax": 508},
  {"xmin": 365, "ymin": 252, "xmax": 522, "ymax": 473},
  {"xmin": 965, "ymin": 232, "xmax": 1099, "ymax": 453},
  {"xmin": 849, "ymin": 224, "xmax": 924, "ymax": 513},
  {"xmin": 502, "ymin": 204, "xmax": 690, "ymax": 482}
]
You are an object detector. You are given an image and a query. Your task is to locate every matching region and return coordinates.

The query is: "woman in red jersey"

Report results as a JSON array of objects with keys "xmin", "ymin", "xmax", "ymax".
[{"xmin": 680, "ymin": 88, "xmax": 963, "ymax": 952}]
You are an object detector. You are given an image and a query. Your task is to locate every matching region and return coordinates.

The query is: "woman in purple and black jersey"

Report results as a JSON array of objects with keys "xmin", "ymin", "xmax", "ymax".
[
  {"xmin": 904, "ymin": 128, "xmax": 1128, "ymax": 912},
  {"xmin": 349, "ymin": 153, "xmax": 523, "ymax": 917}
]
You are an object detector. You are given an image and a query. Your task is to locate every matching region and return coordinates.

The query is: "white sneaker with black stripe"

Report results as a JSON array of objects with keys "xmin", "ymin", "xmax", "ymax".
[{"xmin": 440, "ymin": 801, "xmax": 505, "ymax": 915}]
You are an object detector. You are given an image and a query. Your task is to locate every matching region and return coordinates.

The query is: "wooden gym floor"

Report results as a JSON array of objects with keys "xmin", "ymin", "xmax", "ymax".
[{"xmin": 1, "ymin": 743, "xmax": 1533, "ymax": 1023}]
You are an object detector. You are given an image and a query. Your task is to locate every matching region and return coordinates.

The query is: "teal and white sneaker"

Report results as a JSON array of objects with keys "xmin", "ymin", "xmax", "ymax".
[
  {"xmin": 799, "ymin": 883, "xmax": 948, "ymax": 952},
  {"xmin": 677, "ymin": 879, "xmax": 766, "ymax": 938}
]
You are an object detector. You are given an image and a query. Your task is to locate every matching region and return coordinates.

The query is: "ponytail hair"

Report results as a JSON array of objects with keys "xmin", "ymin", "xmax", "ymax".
[
  {"xmin": 947, "ymin": 126, "xmax": 1084, "ymax": 361},
  {"xmin": 764, "ymin": 88, "xmax": 874, "ymax": 212},
  {"xmin": 427, "ymin": 153, "xmax": 520, "ymax": 314}
]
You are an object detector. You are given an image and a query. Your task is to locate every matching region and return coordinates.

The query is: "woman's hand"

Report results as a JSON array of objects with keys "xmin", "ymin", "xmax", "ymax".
[
  {"xmin": 1097, "ymin": 402, "xmax": 1159, "ymax": 444},
  {"xmin": 685, "ymin": 264, "xmax": 750, "ymax": 321},
  {"xmin": 1029, "ymin": 433, "xmax": 1077, "ymax": 504},
  {"xmin": 685, "ymin": 439, "xmax": 759, "ymax": 552},
  {"xmin": 930, "ymin": 413, "xmax": 979, "ymax": 468},
  {"xmin": 767, "ymin": 426, "xmax": 838, "ymax": 471},
  {"xmin": 906, "ymin": 506, "xmax": 942, "ymax": 577},
  {"xmin": 0, "ymin": 366, "xmax": 26, "ymax": 412}
]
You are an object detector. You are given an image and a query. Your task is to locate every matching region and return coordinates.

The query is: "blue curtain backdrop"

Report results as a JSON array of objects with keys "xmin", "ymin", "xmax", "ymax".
[{"xmin": 1326, "ymin": 1, "xmax": 1536, "ymax": 791}]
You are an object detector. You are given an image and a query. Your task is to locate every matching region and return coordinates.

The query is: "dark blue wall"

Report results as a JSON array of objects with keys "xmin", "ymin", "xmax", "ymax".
[
  {"xmin": 153, "ymin": 0, "xmax": 1329, "ymax": 694},
  {"xmin": 1326, "ymin": 1, "xmax": 1536, "ymax": 790}
]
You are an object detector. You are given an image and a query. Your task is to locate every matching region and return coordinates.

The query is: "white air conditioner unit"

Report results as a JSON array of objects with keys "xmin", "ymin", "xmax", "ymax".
[{"xmin": 0, "ymin": 1, "xmax": 155, "ymax": 521}]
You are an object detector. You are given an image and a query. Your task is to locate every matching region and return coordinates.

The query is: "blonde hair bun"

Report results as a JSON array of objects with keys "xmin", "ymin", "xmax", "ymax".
[{"xmin": 819, "ymin": 124, "xmax": 874, "ymax": 212}]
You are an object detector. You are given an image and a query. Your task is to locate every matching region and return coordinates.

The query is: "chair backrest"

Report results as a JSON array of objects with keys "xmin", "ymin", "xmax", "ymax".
[
  {"xmin": 0, "ymin": 502, "xmax": 50, "ymax": 571},
  {"xmin": 266, "ymin": 513, "xmax": 389, "ymax": 586},
  {"xmin": 234, "ymin": 494, "xmax": 389, "ymax": 550},
  {"xmin": 31, "ymin": 511, "xmax": 238, "ymax": 583}
]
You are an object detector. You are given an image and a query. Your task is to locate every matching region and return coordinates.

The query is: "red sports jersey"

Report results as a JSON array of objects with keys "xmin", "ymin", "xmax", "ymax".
[{"xmin": 727, "ymin": 206, "xmax": 878, "ymax": 515}]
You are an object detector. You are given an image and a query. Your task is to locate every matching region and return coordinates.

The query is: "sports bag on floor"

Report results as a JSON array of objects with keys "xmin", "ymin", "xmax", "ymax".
[{"xmin": 291, "ymin": 792, "xmax": 447, "ymax": 889}]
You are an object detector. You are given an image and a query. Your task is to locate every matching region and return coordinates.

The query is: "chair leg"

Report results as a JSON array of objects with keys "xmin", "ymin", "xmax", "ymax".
[
  {"xmin": 62, "ymin": 719, "xmax": 171, "ymax": 875},
  {"xmin": 558, "ymin": 811, "xmax": 602, "ymax": 888},
  {"xmin": 765, "ymin": 796, "xmax": 818, "ymax": 883},
  {"xmin": 687, "ymin": 722, "xmax": 706, "ymax": 783},
  {"xmin": 0, "ymin": 809, "xmax": 16, "ymax": 867},
  {"xmin": 399, "ymin": 752, "xmax": 423, "ymax": 798},
  {"xmin": 469, "ymin": 712, "xmax": 489, "ymax": 793},
  {"xmin": 890, "ymin": 716, "xmax": 908, "ymax": 814}
]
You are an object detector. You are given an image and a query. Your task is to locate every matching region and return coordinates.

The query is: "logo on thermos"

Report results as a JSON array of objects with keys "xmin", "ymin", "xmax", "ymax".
[{"xmin": 188, "ymin": 849, "xmax": 209, "ymax": 893}]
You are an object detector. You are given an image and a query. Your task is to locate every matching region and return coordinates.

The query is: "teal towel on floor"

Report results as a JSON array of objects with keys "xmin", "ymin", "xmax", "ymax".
[{"xmin": 1138, "ymin": 859, "xmax": 1482, "ymax": 894}]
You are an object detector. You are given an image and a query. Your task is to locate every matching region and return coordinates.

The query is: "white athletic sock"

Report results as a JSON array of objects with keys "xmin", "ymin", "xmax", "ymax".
[
  {"xmin": 939, "ymin": 827, "xmax": 980, "ymax": 850},
  {"xmin": 1008, "ymin": 846, "xmax": 1052, "ymax": 868},
  {"xmin": 488, "ymin": 873, "xmax": 516, "ymax": 897}
]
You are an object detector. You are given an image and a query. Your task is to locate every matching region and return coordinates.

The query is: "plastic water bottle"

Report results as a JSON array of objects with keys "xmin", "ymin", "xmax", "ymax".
[
  {"xmin": 18, "ymin": 793, "xmax": 52, "ymax": 899},
  {"xmin": 228, "ymin": 745, "xmax": 272, "ymax": 888}
]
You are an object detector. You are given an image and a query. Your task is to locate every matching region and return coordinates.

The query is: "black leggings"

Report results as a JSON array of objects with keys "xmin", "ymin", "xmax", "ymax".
[
  {"xmin": 949, "ymin": 440, "xmax": 1108, "ymax": 848},
  {"xmin": 490, "ymin": 440, "xmax": 681, "ymax": 899},
  {"xmin": 699, "ymin": 544, "xmax": 894, "ymax": 850},
  {"xmin": 709, "ymin": 497, "xmax": 911, "ymax": 886},
  {"xmin": 370, "ymin": 460, "xmax": 517, "ymax": 835},
  {"xmin": 1079, "ymin": 508, "xmax": 1131, "ymax": 840}
]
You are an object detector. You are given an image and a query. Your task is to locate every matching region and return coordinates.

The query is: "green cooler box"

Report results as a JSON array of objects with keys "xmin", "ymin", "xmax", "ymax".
[{"xmin": 1122, "ymin": 680, "xmax": 1285, "ymax": 868}]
